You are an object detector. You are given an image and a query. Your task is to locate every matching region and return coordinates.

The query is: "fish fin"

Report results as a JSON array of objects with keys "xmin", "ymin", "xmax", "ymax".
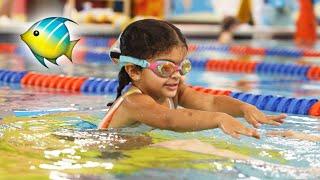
[
  {"xmin": 39, "ymin": 17, "xmax": 78, "ymax": 25},
  {"xmin": 46, "ymin": 58, "xmax": 59, "ymax": 65},
  {"xmin": 65, "ymin": 39, "xmax": 80, "ymax": 62},
  {"xmin": 32, "ymin": 51, "xmax": 48, "ymax": 68},
  {"xmin": 55, "ymin": 17, "xmax": 78, "ymax": 25}
]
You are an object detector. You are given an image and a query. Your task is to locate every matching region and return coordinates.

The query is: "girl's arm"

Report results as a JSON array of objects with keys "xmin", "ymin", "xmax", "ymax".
[
  {"xmin": 122, "ymin": 93, "xmax": 259, "ymax": 139},
  {"xmin": 177, "ymin": 83, "xmax": 246, "ymax": 116},
  {"xmin": 177, "ymin": 83, "xmax": 286, "ymax": 128}
]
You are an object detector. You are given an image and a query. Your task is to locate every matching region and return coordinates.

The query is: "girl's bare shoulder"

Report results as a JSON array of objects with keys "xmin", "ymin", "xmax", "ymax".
[{"xmin": 122, "ymin": 93, "xmax": 161, "ymax": 110}]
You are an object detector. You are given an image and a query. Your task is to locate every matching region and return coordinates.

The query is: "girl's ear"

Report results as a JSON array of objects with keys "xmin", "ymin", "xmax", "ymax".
[{"xmin": 125, "ymin": 64, "xmax": 141, "ymax": 81}]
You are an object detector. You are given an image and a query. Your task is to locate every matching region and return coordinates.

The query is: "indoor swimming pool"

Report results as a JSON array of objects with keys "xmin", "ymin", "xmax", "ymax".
[{"xmin": 0, "ymin": 39, "xmax": 320, "ymax": 179}]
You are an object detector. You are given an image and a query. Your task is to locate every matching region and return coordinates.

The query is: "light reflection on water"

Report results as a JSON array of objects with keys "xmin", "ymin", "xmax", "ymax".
[
  {"xmin": 0, "ymin": 86, "xmax": 319, "ymax": 179},
  {"xmin": 1, "ymin": 40, "xmax": 320, "ymax": 179},
  {"xmin": 0, "ymin": 75, "xmax": 320, "ymax": 179}
]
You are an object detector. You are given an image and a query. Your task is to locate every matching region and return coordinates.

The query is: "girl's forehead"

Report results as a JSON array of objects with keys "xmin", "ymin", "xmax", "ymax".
[{"xmin": 150, "ymin": 46, "xmax": 187, "ymax": 63}]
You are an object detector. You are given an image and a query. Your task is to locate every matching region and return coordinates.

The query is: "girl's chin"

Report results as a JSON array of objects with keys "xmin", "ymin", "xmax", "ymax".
[{"xmin": 163, "ymin": 90, "xmax": 177, "ymax": 98}]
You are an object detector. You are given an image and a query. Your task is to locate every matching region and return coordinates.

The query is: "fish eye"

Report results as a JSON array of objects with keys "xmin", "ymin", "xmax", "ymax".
[{"xmin": 33, "ymin": 30, "xmax": 39, "ymax": 36}]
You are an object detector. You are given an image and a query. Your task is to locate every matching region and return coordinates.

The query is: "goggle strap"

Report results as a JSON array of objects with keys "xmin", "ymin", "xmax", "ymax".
[{"xmin": 119, "ymin": 55, "xmax": 150, "ymax": 68}]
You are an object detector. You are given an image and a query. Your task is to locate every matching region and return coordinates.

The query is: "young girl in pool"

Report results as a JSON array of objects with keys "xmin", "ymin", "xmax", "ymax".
[{"xmin": 99, "ymin": 19, "xmax": 286, "ymax": 140}]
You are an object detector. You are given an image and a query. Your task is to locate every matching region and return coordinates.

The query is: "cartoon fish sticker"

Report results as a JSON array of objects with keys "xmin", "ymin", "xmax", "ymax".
[{"xmin": 21, "ymin": 17, "xmax": 79, "ymax": 68}]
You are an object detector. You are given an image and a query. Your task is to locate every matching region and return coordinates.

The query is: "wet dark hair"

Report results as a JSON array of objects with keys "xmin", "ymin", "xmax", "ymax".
[
  {"xmin": 221, "ymin": 16, "xmax": 239, "ymax": 32},
  {"xmin": 107, "ymin": 19, "xmax": 188, "ymax": 106}
]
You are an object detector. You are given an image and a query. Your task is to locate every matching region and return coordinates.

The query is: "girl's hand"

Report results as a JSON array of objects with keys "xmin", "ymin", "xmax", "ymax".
[
  {"xmin": 241, "ymin": 104, "xmax": 286, "ymax": 128},
  {"xmin": 218, "ymin": 114, "xmax": 260, "ymax": 139}
]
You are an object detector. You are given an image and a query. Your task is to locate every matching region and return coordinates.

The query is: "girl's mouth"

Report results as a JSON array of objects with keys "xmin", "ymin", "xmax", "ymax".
[{"xmin": 164, "ymin": 83, "xmax": 178, "ymax": 91}]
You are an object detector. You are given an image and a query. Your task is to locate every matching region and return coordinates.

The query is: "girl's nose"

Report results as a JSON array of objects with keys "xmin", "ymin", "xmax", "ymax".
[{"xmin": 170, "ymin": 70, "xmax": 181, "ymax": 79}]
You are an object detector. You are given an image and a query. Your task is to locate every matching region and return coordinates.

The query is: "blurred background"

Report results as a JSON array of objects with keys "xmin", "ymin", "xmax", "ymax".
[
  {"xmin": 0, "ymin": 0, "xmax": 320, "ymax": 78},
  {"xmin": 0, "ymin": 0, "xmax": 319, "ymax": 39}
]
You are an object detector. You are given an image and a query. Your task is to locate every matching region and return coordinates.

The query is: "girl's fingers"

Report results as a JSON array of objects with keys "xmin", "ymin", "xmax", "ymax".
[
  {"xmin": 236, "ymin": 127, "xmax": 252, "ymax": 136},
  {"xmin": 245, "ymin": 127, "xmax": 260, "ymax": 139},
  {"xmin": 237, "ymin": 127, "xmax": 260, "ymax": 139},
  {"xmin": 224, "ymin": 127, "xmax": 260, "ymax": 139},
  {"xmin": 270, "ymin": 121, "xmax": 281, "ymax": 126},
  {"xmin": 257, "ymin": 113, "xmax": 286, "ymax": 126},
  {"xmin": 256, "ymin": 114, "xmax": 285, "ymax": 126},
  {"xmin": 251, "ymin": 130, "xmax": 260, "ymax": 139},
  {"xmin": 273, "ymin": 118, "xmax": 284, "ymax": 123},
  {"xmin": 245, "ymin": 114, "xmax": 260, "ymax": 128},
  {"xmin": 229, "ymin": 132, "xmax": 240, "ymax": 139},
  {"xmin": 262, "ymin": 119, "xmax": 282, "ymax": 126},
  {"xmin": 266, "ymin": 114, "xmax": 286, "ymax": 122},
  {"xmin": 221, "ymin": 126, "xmax": 241, "ymax": 139}
]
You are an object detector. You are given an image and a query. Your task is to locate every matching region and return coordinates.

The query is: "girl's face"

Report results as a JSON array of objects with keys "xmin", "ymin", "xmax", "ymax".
[{"xmin": 138, "ymin": 46, "xmax": 187, "ymax": 100}]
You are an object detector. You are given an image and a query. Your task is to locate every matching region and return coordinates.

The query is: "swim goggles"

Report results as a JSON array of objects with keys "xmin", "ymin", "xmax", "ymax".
[{"xmin": 118, "ymin": 55, "xmax": 192, "ymax": 78}]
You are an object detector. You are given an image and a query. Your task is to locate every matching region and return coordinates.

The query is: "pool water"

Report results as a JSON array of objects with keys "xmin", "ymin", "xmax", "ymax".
[{"xmin": 0, "ymin": 39, "xmax": 320, "ymax": 179}]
